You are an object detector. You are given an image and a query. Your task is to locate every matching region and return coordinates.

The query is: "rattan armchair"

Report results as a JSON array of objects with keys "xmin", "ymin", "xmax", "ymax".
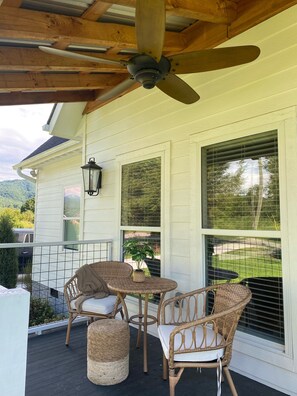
[
  {"xmin": 64, "ymin": 261, "xmax": 132, "ymax": 346},
  {"xmin": 158, "ymin": 283, "xmax": 251, "ymax": 396}
]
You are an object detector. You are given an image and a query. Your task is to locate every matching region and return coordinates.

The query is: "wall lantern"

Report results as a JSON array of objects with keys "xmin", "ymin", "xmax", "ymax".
[{"xmin": 81, "ymin": 157, "xmax": 102, "ymax": 196}]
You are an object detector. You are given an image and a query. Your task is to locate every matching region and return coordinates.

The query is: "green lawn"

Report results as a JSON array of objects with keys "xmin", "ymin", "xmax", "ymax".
[{"xmin": 211, "ymin": 251, "xmax": 282, "ymax": 282}]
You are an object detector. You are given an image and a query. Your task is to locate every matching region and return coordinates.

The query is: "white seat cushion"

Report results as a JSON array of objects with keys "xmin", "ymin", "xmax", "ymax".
[
  {"xmin": 158, "ymin": 324, "xmax": 224, "ymax": 362},
  {"xmin": 70, "ymin": 295, "xmax": 120, "ymax": 315}
]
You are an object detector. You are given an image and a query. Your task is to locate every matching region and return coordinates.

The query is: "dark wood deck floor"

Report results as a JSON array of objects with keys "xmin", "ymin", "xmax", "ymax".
[{"xmin": 26, "ymin": 323, "xmax": 288, "ymax": 396}]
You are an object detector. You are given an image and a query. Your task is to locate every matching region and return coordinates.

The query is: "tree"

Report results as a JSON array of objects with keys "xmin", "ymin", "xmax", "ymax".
[
  {"xmin": 0, "ymin": 215, "xmax": 18, "ymax": 288},
  {"xmin": 21, "ymin": 197, "xmax": 35, "ymax": 214},
  {"xmin": 121, "ymin": 158, "xmax": 161, "ymax": 227},
  {"xmin": 250, "ymin": 158, "xmax": 264, "ymax": 230},
  {"xmin": 264, "ymin": 156, "xmax": 280, "ymax": 229},
  {"xmin": 206, "ymin": 159, "xmax": 245, "ymax": 229},
  {"xmin": 0, "ymin": 207, "xmax": 34, "ymax": 228}
]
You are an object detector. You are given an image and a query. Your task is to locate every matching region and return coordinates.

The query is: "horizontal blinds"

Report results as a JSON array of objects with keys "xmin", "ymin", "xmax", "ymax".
[
  {"xmin": 202, "ymin": 131, "xmax": 279, "ymax": 230},
  {"xmin": 205, "ymin": 236, "xmax": 284, "ymax": 344},
  {"xmin": 121, "ymin": 157, "xmax": 161, "ymax": 227},
  {"xmin": 206, "ymin": 131, "xmax": 277, "ymax": 163},
  {"xmin": 203, "ymin": 131, "xmax": 283, "ymax": 344}
]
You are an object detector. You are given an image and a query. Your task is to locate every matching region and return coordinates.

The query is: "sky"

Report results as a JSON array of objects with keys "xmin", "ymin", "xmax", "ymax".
[{"xmin": 0, "ymin": 104, "xmax": 54, "ymax": 181}]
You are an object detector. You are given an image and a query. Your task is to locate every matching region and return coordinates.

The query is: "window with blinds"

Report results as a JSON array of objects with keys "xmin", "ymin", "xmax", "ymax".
[
  {"xmin": 121, "ymin": 157, "xmax": 161, "ymax": 227},
  {"xmin": 121, "ymin": 157, "xmax": 161, "ymax": 289},
  {"xmin": 202, "ymin": 131, "xmax": 279, "ymax": 231},
  {"xmin": 201, "ymin": 131, "xmax": 284, "ymax": 344}
]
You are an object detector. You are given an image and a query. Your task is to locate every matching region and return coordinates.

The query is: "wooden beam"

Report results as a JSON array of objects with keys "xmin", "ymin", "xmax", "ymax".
[
  {"xmin": 88, "ymin": 81, "xmax": 141, "ymax": 114},
  {"xmin": 166, "ymin": 0, "xmax": 238, "ymax": 23},
  {"xmin": 102, "ymin": 0, "xmax": 136, "ymax": 6},
  {"xmin": 228, "ymin": 0, "xmax": 297, "ymax": 38},
  {"xmin": 84, "ymin": 82, "xmax": 139, "ymax": 114},
  {"xmin": 182, "ymin": 0, "xmax": 297, "ymax": 52},
  {"xmin": 0, "ymin": 90, "xmax": 96, "ymax": 105},
  {"xmin": 0, "ymin": 72, "xmax": 128, "ymax": 91},
  {"xmin": 0, "ymin": 0, "xmax": 22, "ymax": 6},
  {"xmin": 0, "ymin": 47, "xmax": 128, "ymax": 72},
  {"xmin": 182, "ymin": 21, "xmax": 228, "ymax": 52},
  {"xmin": 0, "ymin": 6, "xmax": 185, "ymax": 52},
  {"xmin": 82, "ymin": 0, "xmax": 112, "ymax": 21},
  {"xmin": 54, "ymin": 1, "xmax": 112, "ymax": 49}
]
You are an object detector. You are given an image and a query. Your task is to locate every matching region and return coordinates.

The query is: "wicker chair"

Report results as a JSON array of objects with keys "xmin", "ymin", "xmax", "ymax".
[
  {"xmin": 158, "ymin": 283, "xmax": 251, "ymax": 396},
  {"xmin": 64, "ymin": 261, "xmax": 132, "ymax": 346}
]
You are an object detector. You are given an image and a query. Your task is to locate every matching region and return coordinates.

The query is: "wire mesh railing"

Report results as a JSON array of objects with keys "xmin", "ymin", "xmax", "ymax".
[{"xmin": 0, "ymin": 239, "xmax": 113, "ymax": 330}]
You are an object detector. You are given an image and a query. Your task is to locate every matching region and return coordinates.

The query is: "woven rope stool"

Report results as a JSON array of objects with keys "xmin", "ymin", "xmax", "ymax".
[{"xmin": 87, "ymin": 319, "xmax": 130, "ymax": 385}]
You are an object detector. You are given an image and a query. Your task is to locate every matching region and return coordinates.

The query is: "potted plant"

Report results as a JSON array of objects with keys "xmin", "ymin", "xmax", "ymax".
[{"xmin": 123, "ymin": 239, "xmax": 154, "ymax": 282}]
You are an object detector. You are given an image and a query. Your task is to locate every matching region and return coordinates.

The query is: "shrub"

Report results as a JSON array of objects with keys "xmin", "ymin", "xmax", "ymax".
[
  {"xmin": 0, "ymin": 207, "xmax": 34, "ymax": 228},
  {"xmin": 0, "ymin": 215, "xmax": 18, "ymax": 288},
  {"xmin": 29, "ymin": 297, "xmax": 56, "ymax": 327},
  {"xmin": 20, "ymin": 197, "xmax": 35, "ymax": 214}
]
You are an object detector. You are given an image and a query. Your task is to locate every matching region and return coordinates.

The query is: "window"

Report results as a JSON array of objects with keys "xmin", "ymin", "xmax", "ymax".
[
  {"xmin": 121, "ymin": 157, "xmax": 161, "ymax": 227},
  {"xmin": 63, "ymin": 186, "xmax": 81, "ymax": 249},
  {"xmin": 121, "ymin": 157, "xmax": 161, "ymax": 280},
  {"xmin": 202, "ymin": 131, "xmax": 280, "ymax": 231},
  {"xmin": 201, "ymin": 131, "xmax": 283, "ymax": 344}
]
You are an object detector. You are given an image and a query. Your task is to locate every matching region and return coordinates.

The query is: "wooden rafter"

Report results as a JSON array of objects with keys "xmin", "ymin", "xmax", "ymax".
[
  {"xmin": 0, "ymin": 73, "xmax": 128, "ymax": 92},
  {"xmin": 0, "ymin": 0, "xmax": 296, "ymax": 111},
  {"xmin": 54, "ymin": 1, "xmax": 112, "ymax": 50},
  {"xmin": 228, "ymin": 0, "xmax": 297, "ymax": 38},
  {"xmin": 0, "ymin": 90, "xmax": 97, "ymax": 105},
  {"xmin": 0, "ymin": 47, "xmax": 128, "ymax": 73},
  {"xmin": 82, "ymin": 0, "xmax": 112, "ymax": 21},
  {"xmin": 183, "ymin": 0, "xmax": 297, "ymax": 51},
  {"xmin": 0, "ymin": 7, "xmax": 185, "ymax": 52},
  {"xmin": 96, "ymin": 0, "xmax": 239, "ymax": 23},
  {"xmin": 0, "ymin": 0, "xmax": 22, "ymax": 7}
]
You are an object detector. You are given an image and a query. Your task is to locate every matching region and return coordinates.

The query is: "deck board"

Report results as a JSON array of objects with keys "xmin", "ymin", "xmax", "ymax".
[{"xmin": 26, "ymin": 323, "xmax": 288, "ymax": 396}]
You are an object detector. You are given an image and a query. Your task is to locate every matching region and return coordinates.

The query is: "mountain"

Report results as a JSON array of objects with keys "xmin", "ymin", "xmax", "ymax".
[{"xmin": 0, "ymin": 179, "xmax": 35, "ymax": 208}]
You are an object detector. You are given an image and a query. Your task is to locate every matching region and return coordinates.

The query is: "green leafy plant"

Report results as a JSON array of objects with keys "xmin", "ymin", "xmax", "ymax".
[
  {"xmin": 0, "ymin": 215, "xmax": 18, "ymax": 288},
  {"xmin": 123, "ymin": 239, "xmax": 154, "ymax": 270},
  {"xmin": 29, "ymin": 297, "xmax": 58, "ymax": 327}
]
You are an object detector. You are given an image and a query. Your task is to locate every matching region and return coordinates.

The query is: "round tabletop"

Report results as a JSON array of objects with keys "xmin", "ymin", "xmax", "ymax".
[{"xmin": 108, "ymin": 276, "xmax": 177, "ymax": 294}]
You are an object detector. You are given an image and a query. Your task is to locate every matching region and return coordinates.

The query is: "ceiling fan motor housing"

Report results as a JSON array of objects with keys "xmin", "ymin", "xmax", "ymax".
[{"xmin": 127, "ymin": 54, "xmax": 171, "ymax": 89}]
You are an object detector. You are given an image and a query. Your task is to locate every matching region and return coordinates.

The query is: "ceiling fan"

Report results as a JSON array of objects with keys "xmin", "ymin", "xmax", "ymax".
[{"xmin": 39, "ymin": 0, "xmax": 260, "ymax": 105}]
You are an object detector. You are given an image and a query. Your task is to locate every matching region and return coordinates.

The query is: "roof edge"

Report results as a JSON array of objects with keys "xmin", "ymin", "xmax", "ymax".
[{"xmin": 43, "ymin": 102, "xmax": 86, "ymax": 140}]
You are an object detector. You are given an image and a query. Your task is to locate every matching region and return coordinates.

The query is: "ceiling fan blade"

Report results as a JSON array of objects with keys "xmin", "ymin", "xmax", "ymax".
[
  {"xmin": 156, "ymin": 74, "xmax": 200, "ymax": 104},
  {"xmin": 39, "ymin": 46, "xmax": 127, "ymax": 67},
  {"xmin": 169, "ymin": 45, "xmax": 260, "ymax": 74},
  {"xmin": 135, "ymin": 0, "xmax": 165, "ymax": 61},
  {"xmin": 96, "ymin": 78, "xmax": 136, "ymax": 101}
]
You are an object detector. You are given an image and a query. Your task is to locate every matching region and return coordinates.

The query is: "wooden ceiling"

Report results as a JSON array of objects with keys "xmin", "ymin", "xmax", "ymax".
[{"xmin": 0, "ymin": 0, "xmax": 296, "ymax": 114}]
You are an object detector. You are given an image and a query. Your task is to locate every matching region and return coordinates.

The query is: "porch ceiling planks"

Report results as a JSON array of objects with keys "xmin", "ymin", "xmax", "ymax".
[{"xmin": 0, "ymin": 0, "xmax": 296, "ymax": 112}]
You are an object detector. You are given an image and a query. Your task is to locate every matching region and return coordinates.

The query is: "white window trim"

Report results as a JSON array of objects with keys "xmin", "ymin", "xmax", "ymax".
[
  {"xmin": 190, "ymin": 107, "xmax": 297, "ymax": 372},
  {"xmin": 115, "ymin": 142, "xmax": 171, "ymax": 278}
]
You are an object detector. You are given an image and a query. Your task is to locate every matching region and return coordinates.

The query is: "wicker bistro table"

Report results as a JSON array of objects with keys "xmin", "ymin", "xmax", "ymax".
[{"xmin": 108, "ymin": 276, "xmax": 177, "ymax": 373}]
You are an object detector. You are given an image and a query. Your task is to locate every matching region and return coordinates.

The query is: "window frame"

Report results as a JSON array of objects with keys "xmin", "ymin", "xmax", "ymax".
[
  {"xmin": 116, "ymin": 143, "xmax": 170, "ymax": 278},
  {"xmin": 190, "ymin": 108, "xmax": 297, "ymax": 369},
  {"xmin": 62, "ymin": 185, "xmax": 81, "ymax": 250}
]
